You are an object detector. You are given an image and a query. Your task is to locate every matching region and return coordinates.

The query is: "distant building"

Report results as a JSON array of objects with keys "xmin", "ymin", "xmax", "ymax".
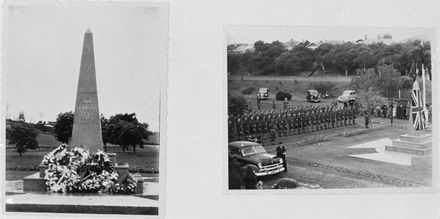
[
  {"xmin": 227, "ymin": 43, "xmax": 254, "ymax": 53},
  {"xmin": 356, "ymin": 34, "xmax": 395, "ymax": 45},
  {"xmin": 284, "ymin": 39, "xmax": 301, "ymax": 50}
]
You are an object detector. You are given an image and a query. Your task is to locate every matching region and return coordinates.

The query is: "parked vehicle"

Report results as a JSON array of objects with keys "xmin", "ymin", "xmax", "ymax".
[
  {"xmin": 228, "ymin": 141, "xmax": 285, "ymax": 177},
  {"xmin": 337, "ymin": 90, "xmax": 357, "ymax": 105},
  {"xmin": 306, "ymin": 90, "xmax": 320, "ymax": 103},
  {"xmin": 257, "ymin": 88, "xmax": 269, "ymax": 100}
]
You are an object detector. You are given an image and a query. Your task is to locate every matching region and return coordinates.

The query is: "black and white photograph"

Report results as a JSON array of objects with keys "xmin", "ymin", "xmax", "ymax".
[
  {"xmin": 227, "ymin": 25, "xmax": 434, "ymax": 190},
  {"xmin": 2, "ymin": 1, "xmax": 168, "ymax": 216}
]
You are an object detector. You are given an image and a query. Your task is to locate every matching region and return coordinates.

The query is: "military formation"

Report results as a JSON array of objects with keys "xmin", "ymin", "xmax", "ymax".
[{"xmin": 228, "ymin": 105, "xmax": 358, "ymax": 142}]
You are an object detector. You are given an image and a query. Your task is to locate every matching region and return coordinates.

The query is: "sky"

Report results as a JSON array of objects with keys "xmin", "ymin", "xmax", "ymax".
[
  {"xmin": 3, "ymin": 2, "xmax": 168, "ymax": 132},
  {"xmin": 225, "ymin": 25, "xmax": 435, "ymax": 44}
]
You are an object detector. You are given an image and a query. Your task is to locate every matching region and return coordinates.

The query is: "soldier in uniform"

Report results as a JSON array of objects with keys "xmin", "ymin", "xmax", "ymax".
[
  {"xmin": 331, "ymin": 109, "xmax": 336, "ymax": 128},
  {"xmin": 289, "ymin": 115, "xmax": 295, "ymax": 135},
  {"xmin": 283, "ymin": 98, "xmax": 289, "ymax": 110},
  {"xmin": 284, "ymin": 117, "xmax": 289, "ymax": 136},
  {"xmin": 352, "ymin": 108, "xmax": 357, "ymax": 124},
  {"xmin": 349, "ymin": 108, "xmax": 353, "ymax": 125},
  {"xmin": 277, "ymin": 115, "xmax": 284, "ymax": 137},
  {"xmin": 344, "ymin": 108, "xmax": 348, "ymax": 126},
  {"xmin": 257, "ymin": 97, "xmax": 261, "ymax": 110},
  {"xmin": 270, "ymin": 119, "xmax": 277, "ymax": 142},
  {"xmin": 300, "ymin": 113, "xmax": 306, "ymax": 134}
]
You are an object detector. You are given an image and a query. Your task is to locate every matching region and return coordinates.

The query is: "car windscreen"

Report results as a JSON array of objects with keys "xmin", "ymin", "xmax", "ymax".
[{"xmin": 241, "ymin": 145, "xmax": 266, "ymax": 156}]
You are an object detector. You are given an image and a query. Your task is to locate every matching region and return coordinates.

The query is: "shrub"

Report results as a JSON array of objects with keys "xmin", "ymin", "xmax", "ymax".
[{"xmin": 275, "ymin": 91, "xmax": 292, "ymax": 101}]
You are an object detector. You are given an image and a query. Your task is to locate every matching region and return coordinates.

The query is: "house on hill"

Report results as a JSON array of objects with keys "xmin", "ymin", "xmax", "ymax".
[{"xmin": 227, "ymin": 43, "xmax": 254, "ymax": 53}]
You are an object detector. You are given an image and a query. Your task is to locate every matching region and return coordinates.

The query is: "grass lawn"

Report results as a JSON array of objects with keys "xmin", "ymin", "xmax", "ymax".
[
  {"xmin": 6, "ymin": 170, "xmax": 37, "ymax": 181},
  {"xmin": 6, "ymin": 145, "xmax": 159, "ymax": 173}
]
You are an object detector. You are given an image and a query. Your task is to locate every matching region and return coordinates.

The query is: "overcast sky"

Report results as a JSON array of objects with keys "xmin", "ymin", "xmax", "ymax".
[
  {"xmin": 3, "ymin": 3, "xmax": 168, "ymax": 132},
  {"xmin": 225, "ymin": 25, "xmax": 434, "ymax": 44}
]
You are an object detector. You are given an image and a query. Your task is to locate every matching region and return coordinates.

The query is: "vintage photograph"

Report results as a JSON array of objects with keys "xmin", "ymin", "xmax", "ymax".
[
  {"xmin": 226, "ymin": 25, "xmax": 434, "ymax": 190},
  {"xmin": 2, "ymin": 1, "xmax": 168, "ymax": 215}
]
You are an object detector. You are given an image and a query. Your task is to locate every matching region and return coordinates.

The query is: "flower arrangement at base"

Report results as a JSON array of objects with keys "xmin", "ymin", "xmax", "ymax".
[
  {"xmin": 42, "ymin": 144, "xmax": 137, "ymax": 194},
  {"xmin": 114, "ymin": 173, "xmax": 138, "ymax": 194}
]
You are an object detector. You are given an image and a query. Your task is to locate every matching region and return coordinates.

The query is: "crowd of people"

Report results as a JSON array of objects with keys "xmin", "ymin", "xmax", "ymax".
[
  {"xmin": 228, "ymin": 105, "xmax": 358, "ymax": 142},
  {"xmin": 364, "ymin": 103, "xmax": 410, "ymax": 119}
]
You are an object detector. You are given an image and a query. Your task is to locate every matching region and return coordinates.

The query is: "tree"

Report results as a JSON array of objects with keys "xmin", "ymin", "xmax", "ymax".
[
  {"xmin": 312, "ymin": 81, "xmax": 337, "ymax": 97},
  {"xmin": 105, "ymin": 113, "xmax": 152, "ymax": 154},
  {"xmin": 228, "ymin": 95, "xmax": 248, "ymax": 115},
  {"xmin": 376, "ymin": 65, "xmax": 401, "ymax": 97},
  {"xmin": 101, "ymin": 115, "xmax": 110, "ymax": 151},
  {"xmin": 7, "ymin": 123, "xmax": 39, "ymax": 156},
  {"xmin": 53, "ymin": 111, "xmax": 74, "ymax": 143},
  {"xmin": 227, "ymin": 52, "xmax": 241, "ymax": 74}
]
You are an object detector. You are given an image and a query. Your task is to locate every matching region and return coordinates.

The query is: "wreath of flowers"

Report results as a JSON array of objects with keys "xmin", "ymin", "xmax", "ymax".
[
  {"xmin": 42, "ymin": 144, "xmax": 137, "ymax": 194},
  {"xmin": 114, "ymin": 172, "xmax": 138, "ymax": 194}
]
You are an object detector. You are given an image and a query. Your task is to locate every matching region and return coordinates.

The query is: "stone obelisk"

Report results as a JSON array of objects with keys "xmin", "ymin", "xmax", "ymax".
[{"xmin": 69, "ymin": 28, "xmax": 104, "ymax": 153}]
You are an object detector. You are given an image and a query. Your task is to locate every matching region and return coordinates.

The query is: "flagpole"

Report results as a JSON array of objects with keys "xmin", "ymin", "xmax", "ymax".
[{"xmin": 422, "ymin": 64, "xmax": 428, "ymax": 123}]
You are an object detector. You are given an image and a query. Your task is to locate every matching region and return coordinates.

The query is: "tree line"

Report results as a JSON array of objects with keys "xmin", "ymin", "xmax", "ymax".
[
  {"xmin": 228, "ymin": 39, "xmax": 431, "ymax": 76},
  {"xmin": 6, "ymin": 112, "xmax": 153, "ymax": 156}
]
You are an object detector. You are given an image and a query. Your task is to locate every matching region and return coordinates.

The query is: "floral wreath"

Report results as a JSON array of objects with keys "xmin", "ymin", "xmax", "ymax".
[{"xmin": 42, "ymin": 144, "xmax": 137, "ymax": 194}]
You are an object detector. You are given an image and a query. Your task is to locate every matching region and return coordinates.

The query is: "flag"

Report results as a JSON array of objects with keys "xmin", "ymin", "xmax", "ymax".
[
  {"xmin": 410, "ymin": 80, "xmax": 426, "ymax": 130},
  {"xmin": 420, "ymin": 40, "xmax": 429, "ymax": 122}
]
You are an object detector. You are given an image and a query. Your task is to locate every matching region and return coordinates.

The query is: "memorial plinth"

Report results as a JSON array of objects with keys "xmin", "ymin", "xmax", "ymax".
[{"xmin": 385, "ymin": 133, "xmax": 432, "ymax": 156}]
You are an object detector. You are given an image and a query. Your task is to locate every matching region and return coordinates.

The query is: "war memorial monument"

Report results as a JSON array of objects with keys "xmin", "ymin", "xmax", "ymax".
[{"xmin": 6, "ymin": 29, "xmax": 159, "ymax": 215}]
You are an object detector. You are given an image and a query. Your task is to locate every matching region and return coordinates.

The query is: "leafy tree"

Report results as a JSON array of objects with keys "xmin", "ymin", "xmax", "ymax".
[
  {"xmin": 228, "ymin": 95, "xmax": 248, "ymax": 115},
  {"xmin": 227, "ymin": 52, "xmax": 241, "ymax": 74},
  {"xmin": 376, "ymin": 65, "xmax": 401, "ymax": 97},
  {"xmin": 312, "ymin": 81, "xmax": 337, "ymax": 97},
  {"xmin": 101, "ymin": 115, "xmax": 110, "ymax": 151},
  {"xmin": 105, "ymin": 113, "xmax": 152, "ymax": 154},
  {"xmin": 53, "ymin": 111, "xmax": 74, "ymax": 143},
  {"xmin": 275, "ymin": 51, "xmax": 302, "ymax": 75},
  {"xmin": 7, "ymin": 123, "xmax": 39, "ymax": 156}
]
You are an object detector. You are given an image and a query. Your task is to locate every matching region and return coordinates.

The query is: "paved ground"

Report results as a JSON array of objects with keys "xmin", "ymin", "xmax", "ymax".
[
  {"xmin": 256, "ymin": 117, "xmax": 432, "ymax": 189},
  {"xmin": 5, "ymin": 173, "xmax": 159, "ymax": 195},
  {"xmin": 5, "ymin": 173, "xmax": 160, "ymax": 214}
]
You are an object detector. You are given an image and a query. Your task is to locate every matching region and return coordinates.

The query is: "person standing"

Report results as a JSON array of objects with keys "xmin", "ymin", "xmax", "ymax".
[
  {"xmin": 364, "ymin": 110, "xmax": 371, "ymax": 128},
  {"xmin": 281, "ymin": 145, "xmax": 287, "ymax": 172},
  {"xmin": 242, "ymin": 166, "xmax": 257, "ymax": 189},
  {"xmin": 389, "ymin": 103, "xmax": 394, "ymax": 126},
  {"xmin": 276, "ymin": 143, "xmax": 287, "ymax": 173},
  {"xmin": 257, "ymin": 96, "xmax": 261, "ymax": 110},
  {"xmin": 283, "ymin": 98, "xmax": 288, "ymax": 110},
  {"xmin": 228, "ymin": 156, "xmax": 243, "ymax": 189}
]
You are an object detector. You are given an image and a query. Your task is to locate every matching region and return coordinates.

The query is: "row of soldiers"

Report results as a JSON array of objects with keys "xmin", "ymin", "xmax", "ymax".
[{"xmin": 228, "ymin": 105, "xmax": 358, "ymax": 142}]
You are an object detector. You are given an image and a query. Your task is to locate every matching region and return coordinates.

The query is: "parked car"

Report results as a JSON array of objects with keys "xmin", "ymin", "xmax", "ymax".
[
  {"xmin": 228, "ymin": 141, "xmax": 285, "ymax": 177},
  {"xmin": 337, "ymin": 90, "xmax": 357, "ymax": 105},
  {"xmin": 257, "ymin": 88, "xmax": 269, "ymax": 100},
  {"xmin": 306, "ymin": 90, "xmax": 320, "ymax": 103}
]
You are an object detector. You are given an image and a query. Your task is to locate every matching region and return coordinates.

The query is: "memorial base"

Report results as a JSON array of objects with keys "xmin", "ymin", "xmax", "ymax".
[{"xmin": 385, "ymin": 133, "xmax": 432, "ymax": 156}]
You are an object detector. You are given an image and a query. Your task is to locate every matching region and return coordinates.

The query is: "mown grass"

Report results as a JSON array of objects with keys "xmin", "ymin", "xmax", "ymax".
[{"xmin": 6, "ymin": 145, "xmax": 159, "ymax": 173}]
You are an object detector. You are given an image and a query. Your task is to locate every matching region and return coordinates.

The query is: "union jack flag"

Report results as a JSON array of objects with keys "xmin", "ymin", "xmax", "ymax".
[{"xmin": 410, "ymin": 80, "xmax": 426, "ymax": 130}]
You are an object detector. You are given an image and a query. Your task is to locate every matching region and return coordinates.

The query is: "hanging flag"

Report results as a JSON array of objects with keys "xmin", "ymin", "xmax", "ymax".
[
  {"xmin": 420, "ymin": 40, "xmax": 429, "ymax": 123},
  {"xmin": 410, "ymin": 80, "xmax": 426, "ymax": 130}
]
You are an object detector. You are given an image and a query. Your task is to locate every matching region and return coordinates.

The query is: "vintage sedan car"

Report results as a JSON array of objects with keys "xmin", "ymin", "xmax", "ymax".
[
  {"xmin": 337, "ymin": 90, "xmax": 357, "ymax": 104},
  {"xmin": 306, "ymin": 89, "xmax": 320, "ymax": 103},
  {"xmin": 257, "ymin": 88, "xmax": 269, "ymax": 100},
  {"xmin": 228, "ymin": 141, "xmax": 285, "ymax": 177}
]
